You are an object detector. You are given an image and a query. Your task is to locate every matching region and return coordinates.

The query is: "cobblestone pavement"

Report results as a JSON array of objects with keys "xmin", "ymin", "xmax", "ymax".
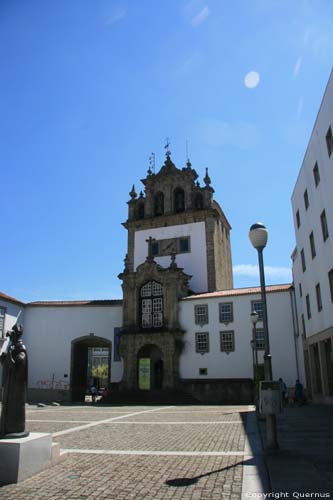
[{"xmin": 0, "ymin": 404, "xmax": 262, "ymax": 500}]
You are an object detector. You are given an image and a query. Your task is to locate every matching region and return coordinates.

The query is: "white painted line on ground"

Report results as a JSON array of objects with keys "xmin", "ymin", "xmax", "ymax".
[
  {"xmin": 62, "ymin": 448, "xmax": 249, "ymax": 457},
  {"xmin": 52, "ymin": 406, "xmax": 176, "ymax": 437},
  {"xmin": 102, "ymin": 421, "xmax": 244, "ymax": 425}
]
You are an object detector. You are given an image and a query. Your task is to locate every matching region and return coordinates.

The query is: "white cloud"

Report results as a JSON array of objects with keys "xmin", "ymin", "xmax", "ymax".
[
  {"xmin": 233, "ymin": 264, "xmax": 292, "ymax": 281},
  {"xmin": 198, "ymin": 118, "xmax": 259, "ymax": 150},
  {"xmin": 190, "ymin": 6, "xmax": 210, "ymax": 27},
  {"xmin": 105, "ymin": 8, "xmax": 127, "ymax": 26},
  {"xmin": 244, "ymin": 71, "xmax": 260, "ymax": 89},
  {"xmin": 293, "ymin": 57, "xmax": 302, "ymax": 79}
]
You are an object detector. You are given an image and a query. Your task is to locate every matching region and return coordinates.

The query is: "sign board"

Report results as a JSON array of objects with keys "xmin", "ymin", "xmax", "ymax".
[
  {"xmin": 138, "ymin": 358, "xmax": 151, "ymax": 390},
  {"xmin": 259, "ymin": 380, "xmax": 282, "ymax": 415}
]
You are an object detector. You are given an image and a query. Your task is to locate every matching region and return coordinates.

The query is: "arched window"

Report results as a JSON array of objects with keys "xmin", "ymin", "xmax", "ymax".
[
  {"xmin": 140, "ymin": 281, "xmax": 163, "ymax": 329},
  {"xmin": 174, "ymin": 187, "xmax": 185, "ymax": 213},
  {"xmin": 137, "ymin": 202, "xmax": 145, "ymax": 219},
  {"xmin": 154, "ymin": 192, "xmax": 164, "ymax": 216},
  {"xmin": 194, "ymin": 192, "xmax": 203, "ymax": 210}
]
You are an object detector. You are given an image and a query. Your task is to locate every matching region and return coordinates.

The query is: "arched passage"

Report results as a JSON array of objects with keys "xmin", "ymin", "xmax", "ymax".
[
  {"xmin": 137, "ymin": 344, "xmax": 163, "ymax": 390},
  {"xmin": 70, "ymin": 335, "xmax": 111, "ymax": 402}
]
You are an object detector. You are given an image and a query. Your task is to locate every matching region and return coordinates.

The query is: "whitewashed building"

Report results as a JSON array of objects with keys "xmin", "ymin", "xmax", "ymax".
[
  {"xmin": 291, "ymin": 69, "xmax": 333, "ymax": 404},
  {"xmin": 1, "ymin": 150, "xmax": 301, "ymax": 403}
]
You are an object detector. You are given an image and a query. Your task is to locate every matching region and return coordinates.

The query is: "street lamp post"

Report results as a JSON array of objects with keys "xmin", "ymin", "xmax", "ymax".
[
  {"xmin": 249, "ymin": 222, "xmax": 278, "ymax": 450},
  {"xmin": 250, "ymin": 311, "xmax": 259, "ymax": 381}
]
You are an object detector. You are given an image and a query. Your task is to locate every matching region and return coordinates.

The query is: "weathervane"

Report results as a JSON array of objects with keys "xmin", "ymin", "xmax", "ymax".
[
  {"xmin": 165, "ymin": 137, "xmax": 171, "ymax": 157},
  {"xmin": 148, "ymin": 152, "xmax": 155, "ymax": 175}
]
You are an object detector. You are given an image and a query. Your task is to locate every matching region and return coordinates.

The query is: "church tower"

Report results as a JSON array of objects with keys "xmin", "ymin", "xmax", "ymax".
[
  {"xmin": 118, "ymin": 149, "xmax": 233, "ymax": 392},
  {"xmin": 123, "ymin": 150, "xmax": 233, "ymax": 293}
]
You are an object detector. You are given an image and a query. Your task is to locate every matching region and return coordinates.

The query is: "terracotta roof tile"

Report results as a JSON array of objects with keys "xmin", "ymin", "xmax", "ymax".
[
  {"xmin": 0, "ymin": 291, "xmax": 25, "ymax": 306},
  {"xmin": 27, "ymin": 299, "xmax": 122, "ymax": 307},
  {"xmin": 182, "ymin": 283, "xmax": 293, "ymax": 301}
]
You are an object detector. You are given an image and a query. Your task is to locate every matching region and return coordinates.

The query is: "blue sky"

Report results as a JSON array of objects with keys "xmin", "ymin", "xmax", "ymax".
[{"xmin": 1, "ymin": 0, "xmax": 332, "ymax": 302}]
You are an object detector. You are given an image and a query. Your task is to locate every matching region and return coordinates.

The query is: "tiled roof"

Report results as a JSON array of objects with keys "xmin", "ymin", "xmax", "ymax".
[
  {"xmin": 181, "ymin": 283, "xmax": 293, "ymax": 301},
  {"xmin": 0, "ymin": 291, "xmax": 25, "ymax": 306},
  {"xmin": 27, "ymin": 299, "xmax": 122, "ymax": 307}
]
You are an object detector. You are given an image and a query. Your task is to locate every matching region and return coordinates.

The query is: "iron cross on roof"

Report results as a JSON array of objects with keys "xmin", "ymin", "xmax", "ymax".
[
  {"xmin": 146, "ymin": 236, "xmax": 156, "ymax": 260},
  {"xmin": 165, "ymin": 137, "xmax": 171, "ymax": 157}
]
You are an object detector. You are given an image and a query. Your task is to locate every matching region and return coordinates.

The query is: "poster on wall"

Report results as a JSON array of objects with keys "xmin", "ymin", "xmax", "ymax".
[{"xmin": 138, "ymin": 358, "xmax": 151, "ymax": 390}]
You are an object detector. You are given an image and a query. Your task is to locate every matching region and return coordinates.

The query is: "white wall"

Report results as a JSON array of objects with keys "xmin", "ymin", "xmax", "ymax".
[
  {"xmin": 292, "ymin": 70, "xmax": 333, "ymax": 340},
  {"xmin": 134, "ymin": 222, "xmax": 208, "ymax": 293},
  {"xmin": 179, "ymin": 289, "xmax": 299, "ymax": 388},
  {"xmin": 24, "ymin": 304, "xmax": 123, "ymax": 390}
]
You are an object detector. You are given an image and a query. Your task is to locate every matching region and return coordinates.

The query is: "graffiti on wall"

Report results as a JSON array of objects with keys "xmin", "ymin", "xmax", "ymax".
[{"xmin": 36, "ymin": 378, "xmax": 69, "ymax": 390}]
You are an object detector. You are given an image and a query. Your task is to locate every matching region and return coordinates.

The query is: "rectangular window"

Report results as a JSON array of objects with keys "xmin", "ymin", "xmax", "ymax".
[
  {"xmin": 326, "ymin": 125, "xmax": 333, "ymax": 157},
  {"xmin": 296, "ymin": 210, "xmax": 301, "ymax": 228},
  {"xmin": 313, "ymin": 162, "xmax": 320, "ymax": 187},
  {"xmin": 301, "ymin": 314, "xmax": 306, "ymax": 338},
  {"xmin": 321, "ymin": 210, "xmax": 329, "ymax": 241},
  {"xmin": 315, "ymin": 283, "xmax": 322, "ymax": 312},
  {"xmin": 304, "ymin": 189, "xmax": 309, "ymax": 210},
  {"xmin": 195, "ymin": 332, "xmax": 209, "ymax": 354},
  {"xmin": 0, "ymin": 307, "xmax": 5, "ymax": 337},
  {"xmin": 299, "ymin": 283, "xmax": 302, "ymax": 297},
  {"xmin": 255, "ymin": 328, "xmax": 265, "ymax": 350},
  {"xmin": 306, "ymin": 294, "xmax": 311, "ymax": 319},
  {"xmin": 194, "ymin": 304, "xmax": 208, "ymax": 325},
  {"xmin": 328, "ymin": 269, "xmax": 333, "ymax": 303},
  {"xmin": 220, "ymin": 330, "xmax": 235, "ymax": 352},
  {"xmin": 309, "ymin": 232, "xmax": 316, "ymax": 259},
  {"xmin": 178, "ymin": 237, "xmax": 190, "ymax": 253},
  {"xmin": 199, "ymin": 368, "xmax": 207, "ymax": 376},
  {"xmin": 301, "ymin": 248, "xmax": 306, "ymax": 272},
  {"xmin": 219, "ymin": 302, "xmax": 233, "ymax": 323},
  {"xmin": 251, "ymin": 300, "xmax": 263, "ymax": 320}
]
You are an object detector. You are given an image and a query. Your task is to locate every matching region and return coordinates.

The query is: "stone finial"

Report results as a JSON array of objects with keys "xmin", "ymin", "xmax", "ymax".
[
  {"xmin": 165, "ymin": 137, "xmax": 171, "ymax": 158},
  {"xmin": 123, "ymin": 254, "xmax": 130, "ymax": 273},
  {"xmin": 129, "ymin": 185, "xmax": 137, "ymax": 199},
  {"xmin": 169, "ymin": 252, "xmax": 178, "ymax": 269},
  {"xmin": 204, "ymin": 167, "xmax": 211, "ymax": 186},
  {"xmin": 186, "ymin": 159, "xmax": 192, "ymax": 169},
  {"xmin": 146, "ymin": 236, "xmax": 156, "ymax": 262},
  {"xmin": 139, "ymin": 190, "xmax": 144, "ymax": 198}
]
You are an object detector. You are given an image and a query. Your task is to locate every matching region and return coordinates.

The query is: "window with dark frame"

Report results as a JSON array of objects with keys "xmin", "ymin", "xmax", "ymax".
[
  {"xmin": 0, "ymin": 307, "xmax": 5, "ymax": 337},
  {"xmin": 328, "ymin": 269, "xmax": 333, "ymax": 303},
  {"xmin": 309, "ymin": 232, "xmax": 316, "ymax": 259},
  {"xmin": 296, "ymin": 210, "xmax": 301, "ymax": 228},
  {"xmin": 321, "ymin": 210, "xmax": 329, "ymax": 241},
  {"xmin": 219, "ymin": 302, "xmax": 233, "ymax": 323},
  {"xmin": 313, "ymin": 162, "xmax": 320, "ymax": 187},
  {"xmin": 301, "ymin": 249, "xmax": 306, "ymax": 272},
  {"xmin": 140, "ymin": 281, "xmax": 163, "ymax": 329},
  {"xmin": 315, "ymin": 283, "xmax": 322, "ymax": 312},
  {"xmin": 255, "ymin": 328, "xmax": 265, "ymax": 350},
  {"xmin": 194, "ymin": 304, "xmax": 209, "ymax": 325},
  {"xmin": 326, "ymin": 125, "xmax": 333, "ymax": 157},
  {"xmin": 306, "ymin": 294, "xmax": 311, "ymax": 319},
  {"xmin": 179, "ymin": 237, "xmax": 190, "ymax": 253},
  {"xmin": 151, "ymin": 242, "xmax": 159, "ymax": 256},
  {"xmin": 301, "ymin": 314, "xmax": 306, "ymax": 337},
  {"xmin": 195, "ymin": 332, "xmax": 209, "ymax": 354},
  {"xmin": 220, "ymin": 331, "xmax": 235, "ymax": 352},
  {"xmin": 251, "ymin": 300, "xmax": 263, "ymax": 321},
  {"xmin": 199, "ymin": 368, "xmax": 207, "ymax": 376},
  {"xmin": 304, "ymin": 189, "xmax": 309, "ymax": 210}
]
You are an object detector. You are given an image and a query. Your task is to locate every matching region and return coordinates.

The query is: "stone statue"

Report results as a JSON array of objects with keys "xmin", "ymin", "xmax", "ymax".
[{"xmin": 0, "ymin": 322, "xmax": 29, "ymax": 438}]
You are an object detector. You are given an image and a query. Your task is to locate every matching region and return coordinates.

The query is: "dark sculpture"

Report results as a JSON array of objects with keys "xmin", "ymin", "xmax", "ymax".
[{"xmin": 0, "ymin": 322, "xmax": 29, "ymax": 438}]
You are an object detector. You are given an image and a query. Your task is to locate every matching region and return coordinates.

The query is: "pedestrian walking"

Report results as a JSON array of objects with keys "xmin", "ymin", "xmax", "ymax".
[
  {"xmin": 294, "ymin": 379, "xmax": 304, "ymax": 405},
  {"xmin": 90, "ymin": 385, "xmax": 97, "ymax": 403}
]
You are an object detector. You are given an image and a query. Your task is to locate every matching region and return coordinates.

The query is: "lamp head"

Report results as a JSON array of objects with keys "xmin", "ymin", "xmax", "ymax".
[
  {"xmin": 249, "ymin": 222, "xmax": 268, "ymax": 250},
  {"xmin": 250, "ymin": 311, "xmax": 259, "ymax": 325}
]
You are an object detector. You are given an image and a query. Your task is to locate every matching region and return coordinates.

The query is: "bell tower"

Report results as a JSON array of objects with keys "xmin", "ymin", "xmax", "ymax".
[{"xmin": 122, "ymin": 150, "xmax": 233, "ymax": 293}]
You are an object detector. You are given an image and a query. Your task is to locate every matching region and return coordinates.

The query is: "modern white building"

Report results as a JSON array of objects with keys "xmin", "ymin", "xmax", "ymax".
[
  {"xmin": 0, "ymin": 151, "xmax": 301, "ymax": 404},
  {"xmin": 291, "ymin": 69, "xmax": 333, "ymax": 404}
]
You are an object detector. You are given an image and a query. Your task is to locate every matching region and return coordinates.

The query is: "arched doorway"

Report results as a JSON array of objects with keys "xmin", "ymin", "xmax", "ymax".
[
  {"xmin": 137, "ymin": 344, "xmax": 164, "ymax": 390},
  {"xmin": 71, "ymin": 335, "xmax": 111, "ymax": 402}
]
